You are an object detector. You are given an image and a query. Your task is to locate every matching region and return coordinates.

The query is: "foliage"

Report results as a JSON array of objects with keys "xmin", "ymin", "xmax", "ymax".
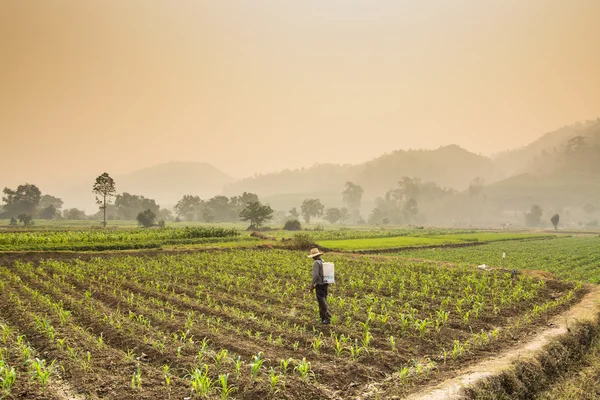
[
  {"xmin": 62, "ymin": 208, "xmax": 87, "ymax": 220},
  {"xmin": 342, "ymin": 182, "xmax": 364, "ymax": 221},
  {"xmin": 300, "ymin": 199, "xmax": 324, "ymax": 224},
  {"xmin": 324, "ymin": 208, "xmax": 343, "ymax": 224},
  {"xmin": 137, "ymin": 209, "xmax": 158, "ymax": 228},
  {"xmin": 17, "ymin": 214, "xmax": 34, "ymax": 227},
  {"xmin": 551, "ymin": 214, "xmax": 560, "ymax": 230},
  {"xmin": 1, "ymin": 184, "xmax": 41, "ymax": 217},
  {"xmin": 239, "ymin": 201, "xmax": 273, "ymax": 229},
  {"xmin": 92, "ymin": 173, "xmax": 116, "ymax": 227},
  {"xmin": 525, "ymin": 205, "xmax": 543, "ymax": 227},
  {"xmin": 283, "ymin": 219, "xmax": 302, "ymax": 231},
  {"xmin": 289, "ymin": 207, "xmax": 299, "ymax": 219},
  {"xmin": 397, "ymin": 236, "xmax": 600, "ymax": 283},
  {"xmin": 39, "ymin": 205, "xmax": 58, "ymax": 220},
  {"xmin": 0, "ymin": 226, "xmax": 241, "ymax": 251},
  {"xmin": 116, "ymin": 193, "xmax": 159, "ymax": 220}
]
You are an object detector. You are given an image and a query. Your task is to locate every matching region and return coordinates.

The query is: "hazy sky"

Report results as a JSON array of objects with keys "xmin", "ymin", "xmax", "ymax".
[{"xmin": 1, "ymin": 0, "xmax": 599, "ymax": 188}]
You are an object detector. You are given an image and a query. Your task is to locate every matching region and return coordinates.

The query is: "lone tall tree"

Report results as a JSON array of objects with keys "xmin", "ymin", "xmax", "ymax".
[
  {"xmin": 551, "ymin": 214, "xmax": 560, "ymax": 230},
  {"xmin": 93, "ymin": 173, "xmax": 116, "ymax": 227}
]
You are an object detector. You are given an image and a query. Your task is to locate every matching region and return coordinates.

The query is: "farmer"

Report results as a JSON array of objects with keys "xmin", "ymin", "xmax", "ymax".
[{"xmin": 308, "ymin": 248, "xmax": 332, "ymax": 324}]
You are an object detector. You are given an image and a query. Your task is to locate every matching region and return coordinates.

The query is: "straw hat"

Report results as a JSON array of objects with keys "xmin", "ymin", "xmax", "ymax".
[{"xmin": 308, "ymin": 248, "xmax": 324, "ymax": 258}]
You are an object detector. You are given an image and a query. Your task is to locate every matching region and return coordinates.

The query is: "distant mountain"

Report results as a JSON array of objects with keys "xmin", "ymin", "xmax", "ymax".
[
  {"xmin": 116, "ymin": 162, "xmax": 234, "ymax": 206},
  {"xmin": 223, "ymin": 145, "xmax": 495, "ymax": 210},
  {"xmin": 493, "ymin": 118, "xmax": 600, "ymax": 178}
]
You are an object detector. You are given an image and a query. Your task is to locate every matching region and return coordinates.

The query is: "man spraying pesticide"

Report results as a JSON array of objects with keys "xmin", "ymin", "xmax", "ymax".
[{"xmin": 308, "ymin": 248, "xmax": 334, "ymax": 324}]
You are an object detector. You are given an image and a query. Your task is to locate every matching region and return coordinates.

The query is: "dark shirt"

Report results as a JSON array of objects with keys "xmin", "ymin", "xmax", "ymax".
[{"xmin": 311, "ymin": 258, "xmax": 325, "ymax": 288}]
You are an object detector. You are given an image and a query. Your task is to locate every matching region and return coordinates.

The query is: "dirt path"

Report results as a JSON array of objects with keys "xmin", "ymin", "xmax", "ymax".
[{"xmin": 404, "ymin": 284, "xmax": 600, "ymax": 400}]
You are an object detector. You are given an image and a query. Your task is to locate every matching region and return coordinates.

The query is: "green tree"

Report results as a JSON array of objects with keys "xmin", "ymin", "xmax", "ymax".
[
  {"xmin": 18, "ymin": 214, "xmax": 34, "ymax": 226},
  {"xmin": 397, "ymin": 177, "xmax": 421, "ymax": 200},
  {"xmin": 289, "ymin": 207, "xmax": 300, "ymax": 219},
  {"xmin": 468, "ymin": 177, "xmax": 485, "ymax": 197},
  {"xmin": 342, "ymin": 182, "xmax": 364, "ymax": 221},
  {"xmin": 39, "ymin": 204, "xmax": 58, "ymax": 220},
  {"xmin": 239, "ymin": 201, "xmax": 273, "ymax": 229},
  {"xmin": 39, "ymin": 194, "xmax": 64, "ymax": 211},
  {"xmin": 63, "ymin": 208, "xmax": 87, "ymax": 220},
  {"xmin": 174, "ymin": 195, "xmax": 203, "ymax": 221},
  {"xmin": 115, "ymin": 192, "xmax": 159, "ymax": 220},
  {"xmin": 525, "ymin": 205, "xmax": 543, "ymax": 227},
  {"xmin": 158, "ymin": 208, "xmax": 174, "ymax": 222},
  {"xmin": 300, "ymin": 199, "xmax": 324, "ymax": 223},
  {"xmin": 137, "ymin": 209, "xmax": 157, "ymax": 227},
  {"xmin": 92, "ymin": 173, "xmax": 117, "ymax": 227},
  {"xmin": 551, "ymin": 214, "xmax": 560, "ymax": 230},
  {"xmin": 324, "ymin": 207, "xmax": 342, "ymax": 224},
  {"xmin": 402, "ymin": 198, "xmax": 419, "ymax": 222},
  {"xmin": 2, "ymin": 184, "xmax": 42, "ymax": 217}
]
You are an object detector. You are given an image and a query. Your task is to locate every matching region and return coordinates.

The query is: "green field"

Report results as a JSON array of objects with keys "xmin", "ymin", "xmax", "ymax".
[
  {"xmin": 0, "ymin": 226, "xmax": 247, "ymax": 251},
  {"xmin": 318, "ymin": 232, "xmax": 555, "ymax": 251},
  {"xmin": 394, "ymin": 236, "xmax": 600, "ymax": 283},
  {"xmin": 0, "ymin": 249, "xmax": 579, "ymax": 399},
  {"xmin": 318, "ymin": 235, "xmax": 462, "ymax": 250}
]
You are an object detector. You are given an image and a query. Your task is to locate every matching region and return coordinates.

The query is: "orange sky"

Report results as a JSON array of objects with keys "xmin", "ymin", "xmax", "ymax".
[{"xmin": 1, "ymin": 0, "xmax": 599, "ymax": 188}]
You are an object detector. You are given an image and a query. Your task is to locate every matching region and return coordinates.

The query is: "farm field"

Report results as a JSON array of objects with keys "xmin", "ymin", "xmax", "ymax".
[
  {"xmin": 317, "ymin": 232, "xmax": 554, "ymax": 252},
  {"xmin": 0, "ymin": 249, "xmax": 581, "ymax": 399},
  {"xmin": 0, "ymin": 226, "xmax": 250, "ymax": 252},
  {"xmin": 394, "ymin": 236, "xmax": 600, "ymax": 283}
]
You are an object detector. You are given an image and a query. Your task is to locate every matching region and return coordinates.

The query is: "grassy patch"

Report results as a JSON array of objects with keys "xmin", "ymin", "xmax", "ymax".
[
  {"xmin": 318, "ymin": 236, "xmax": 463, "ymax": 250},
  {"xmin": 392, "ymin": 236, "xmax": 600, "ymax": 283},
  {"xmin": 428, "ymin": 233, "xmax": 555, "ymax": 242}
]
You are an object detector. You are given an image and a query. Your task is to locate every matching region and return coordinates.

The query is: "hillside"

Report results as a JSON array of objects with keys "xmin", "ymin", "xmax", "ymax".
[
  {"xmin": 116, "ymin": 162, "xmax": 234, "ymax": 206},
  {"xmin": 54, "ymin": 162, "xmax": 234, "ymax": 212},
  {"xmin": 224, "ymin": 145, "xmax": 495, "ymax": 207},
  {"xmin": 493, "ymin": 118, "xmax": 600, "ymax": 178}
]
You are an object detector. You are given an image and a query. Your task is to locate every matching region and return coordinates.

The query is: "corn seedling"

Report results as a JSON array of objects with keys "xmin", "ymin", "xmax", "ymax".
[
  {"xmin": 293, "ymin": 358, "xmax": 313, "ymax": 381},
  {"xmin": 217, "ymin": 373, "xmax": 236, "ymax": 400},
  {"xmin": 131, "ymin": 363, "xmax": 142, "ymax": 389},
  {"xmin": 29, "ymin": 358, "xmax": 56, "ymax": 392},
  {"xmin": 249, "ymin": 352, "xmax": 265, "ymax": 382}
]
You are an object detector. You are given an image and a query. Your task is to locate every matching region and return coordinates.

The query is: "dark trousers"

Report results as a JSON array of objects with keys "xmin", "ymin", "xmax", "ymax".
[{"xmin": 315, "ymin": 284, "xmax": 331, "ymax": 322}]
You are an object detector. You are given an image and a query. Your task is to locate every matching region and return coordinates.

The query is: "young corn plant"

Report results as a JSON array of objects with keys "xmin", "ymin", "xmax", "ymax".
[
  {"xmin": 311, "ymin": 335, "xmax": 323, "ymax": 354},
  {"xmin": 217, "ymin": 373, "xmax": 236, "ymax": 400},
  {"xmin": 29, "ymin": 358, "xmax": 56, "ymax": 392},
  {"xmin": 0, "ymin": 360, "xmax": 17, "ymax": 397},
  {"xmin": 388, "ymin": 335, "xmax": 396, "ymax": 352},
  {"xmin": 279, "ymin": 358, "xmax": 293, "ymax": 376},
  {"xmin": 131, "ymin": 363, "xmax": 142, "ymax": 390},
  {"xmin": 348, "ymin": 339, "xmax": 368, "ymax": 362},
  {"xmin": 334, "ymin": 335, "xmax": 344, "ymax": 358},
  {"xmin": 293, "ymin": 358, "xmax": 314, "ymax": 381},
  {"xmin": 234, "ymin": 356, "xmax": 243, "ymax": 379},
  {"xmin": 268, "ymin": 367, "xmax": 282, "ymax": 394},
  {"xmin": 398, "ymin": 366, "xmax": 410, "ymax": 386},
  {"xmin": 162, "ymin": 364, "xmax": 171, "ymax": 389},
  {"xmin": 249, "ymin": 352, "xmax": 266, "ymax": 382},
  {"xmin": 188, "ymin": 365, "xmax": 213, "ymax": 397}
]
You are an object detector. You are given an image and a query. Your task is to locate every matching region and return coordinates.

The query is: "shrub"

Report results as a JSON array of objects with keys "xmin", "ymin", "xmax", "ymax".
[
  {"xmin": 283, "ymin": 219, "xmax": 302, "ymax": 231},
  {"xmin": 137, "ymin": 209, "xmax": 157, "ymax": 228},
  {"xmin": 285, "ymin": 233, "xmax": 316, "ymax": 250}
]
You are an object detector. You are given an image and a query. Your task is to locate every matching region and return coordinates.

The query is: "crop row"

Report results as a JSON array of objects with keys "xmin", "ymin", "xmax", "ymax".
[
  {"xmin": 0, "ymin": 248, "xmax": 581, "ymax": 399},
  {"xmin": 394, "ymin": 236, "xmax": 600, "ymax": 283}
]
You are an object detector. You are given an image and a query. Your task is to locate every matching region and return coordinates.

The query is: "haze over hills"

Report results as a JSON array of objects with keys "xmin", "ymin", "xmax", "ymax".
[
  {"xmin": 52, "ymin": 162, "xmax": 234, "ymax": 212},
  {"xmin": 493, "ymin": 118, "xmax": 600, "ymax": 179},
  {"xmin": 8, "ymin": 119, "xmax": 599, "ymax": 223}
]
